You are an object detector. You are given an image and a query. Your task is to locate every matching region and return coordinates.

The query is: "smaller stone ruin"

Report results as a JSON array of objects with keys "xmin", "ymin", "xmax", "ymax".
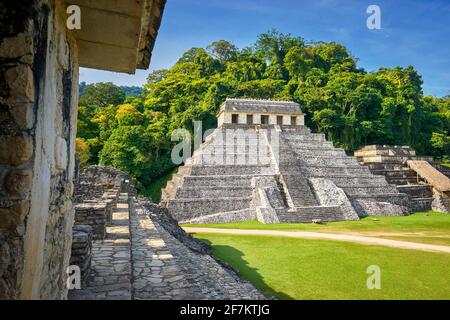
[
  {"xmin": 356, "ymin": 145, "xmax": 450, "ymax": 213},
  {"xmin": 70, "ymin": 225, "xmax": 93, "ymax": 285}
]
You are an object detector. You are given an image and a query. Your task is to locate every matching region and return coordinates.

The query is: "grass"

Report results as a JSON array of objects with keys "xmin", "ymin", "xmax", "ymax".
[
  {"xmin": 195, "ymin": 233, "xmax": 450, "ymax": 300},
  {"xmin": 183, "ymin": 211, "xmax": 450, "ymax": 246},
  {"xmin": 143, "ymin": 167, "xmax": 178, "ymax": 203}
]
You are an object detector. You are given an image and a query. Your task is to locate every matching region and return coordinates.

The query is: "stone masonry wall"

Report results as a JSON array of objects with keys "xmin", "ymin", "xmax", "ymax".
[
  {"xmin": 0, "ymin": 0, "xmax": 79, "ymax": 299},
  {"xmin": 70, "ymin": 225, "xmax": 93, "ymax": 285},
  {"xmin": 74, "ymin": 203, "xmax": 107, "ymax": 240}
]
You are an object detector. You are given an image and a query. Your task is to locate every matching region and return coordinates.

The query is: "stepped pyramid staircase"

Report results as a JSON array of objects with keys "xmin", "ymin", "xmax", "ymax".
[
  {"xmin": 355, "ymin": 145, "xmax": 450, "ymax": 212},
  {"xmin": 162, "ymin": 124, "xmax": 409, "ymax": 224}
]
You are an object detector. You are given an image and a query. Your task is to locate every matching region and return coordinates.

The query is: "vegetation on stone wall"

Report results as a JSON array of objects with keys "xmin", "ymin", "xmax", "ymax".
[{"xmin": 76, "ymin": 30, "xmax": 450, "ymax": 194}]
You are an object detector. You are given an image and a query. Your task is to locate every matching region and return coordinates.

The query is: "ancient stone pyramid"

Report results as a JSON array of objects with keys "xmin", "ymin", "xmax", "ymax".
[{"xmin": 162, "ymin": 99, "xmax": 409, "ymax": 224}]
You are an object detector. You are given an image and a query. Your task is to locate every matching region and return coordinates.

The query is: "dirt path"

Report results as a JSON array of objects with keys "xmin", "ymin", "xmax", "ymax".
[{"xmin": 183, "ymin": 227, "xmax": 450, "ymax": 254}]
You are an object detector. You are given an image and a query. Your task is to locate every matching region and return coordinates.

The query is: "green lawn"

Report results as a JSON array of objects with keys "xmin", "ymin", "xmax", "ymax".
[
  {"xmin": 195, "ymin": 233, "xmax": 450, "ymax": 300},
  {"xmin": 184, "ymin": 211, "xmax": 450, "ymax": 245}
]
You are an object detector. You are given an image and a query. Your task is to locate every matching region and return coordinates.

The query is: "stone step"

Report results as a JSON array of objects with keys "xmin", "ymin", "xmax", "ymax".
[
  {"xmin": 282, "ymin": 175, "xmax": 319, "ymax": 207},
  {"xmin": 371, "ymin": 169, "xmax": 417, "ymax": 178},
  {"xmin": 291, "ymin": 148, "xmax": 347, "ymax": 157},
  {"xmin": 282, "ymin": 135, "xmax": 329, "ymax": 145},
  {"xmin": 358, "ymin": 155, "xmax": 434, "ymax": 164},
  {"xmin": 182, "ymin": 208, "xmax": 256, "ymax": 224},
  {"xmin": 409, "ymin": 197, "xmax": 433, "ymax": 212},
  {"xmin": 304, "ymin": 165, "xmax": 372, "ymax": 176},
  {"xmin": 384, "ymin": 177, "xmax": 419, "ymax": 185},
  {"xmin": 188, "ymin": 153, "xmax": 272, "ymax": 166},
  {"xmin": 167, "ymin": 197, "xmax": 253, "ymax": 220},
  {"xmin": 286, "ymin": 140, "xmax": 334, "ymax": 149},
  {"xmin": 204, "ymin": 144, "xmax": 271, "ymax": 151},
  {"xmin": 329, "ymin": 175, "xmax": 389, "ymax": 187},
  {"xmin": 296, "ymin": 155, "xmax": 359, "ymax": 166},
  {"xmin": 280, "ymin": 126, "xmax": 312, "ymax": 134},
  {"xmin": 162, "ymin": 175, "xmax": 184, "ymax": 199},
  {"xmin": 340, "ymin": 186, "xmax": 399, "ymax": 196},
  {"xmin": 182, "ymin": 175, "xmax": 257, "ymax": 187},
  {"xmin": 175, "ymin": 186, "xmax": 253, "ymax": 199},
  {"xmin": 189, "ymin": 165, "xmax": 273, "ymax": 176},
  {"xmin": 397, "ymin": 185, "xmax": 433, "ymax": 198},
  {"xmin": 209, "ymin": 137, "xmax": 266, "ymax": 144},
  {"xmin": 276, "ymin": 206, "xmax": 344, "ymax": 223},
  {"xmin": 364, "ymin": 162, "xmax": 406, "ymax": 170},
  {"xmin": 349, "ymin": 193, "xmax": 409, "ymax": 210},
  {"xmin": 282, "ymin": 133, "xmax": 326, "ymax": 142}
]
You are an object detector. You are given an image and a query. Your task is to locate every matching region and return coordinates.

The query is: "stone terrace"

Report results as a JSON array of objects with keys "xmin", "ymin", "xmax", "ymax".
[{"xmin": 69, "ymin": 193, "xmax": 264, "ymax": 300}]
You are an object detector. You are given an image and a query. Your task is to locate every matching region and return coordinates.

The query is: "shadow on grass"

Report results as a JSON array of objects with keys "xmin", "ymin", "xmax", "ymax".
[{"xmin": 199, "ymin": 238, "xmax": 294, "ymax": 300}]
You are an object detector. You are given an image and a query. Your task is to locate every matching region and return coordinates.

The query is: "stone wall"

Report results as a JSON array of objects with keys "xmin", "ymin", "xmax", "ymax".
[
  {"xmin": 70, "ymin": 225, "xmax": 93, "ymax": 285},
  {"xmin": 0, "ymin": 0, "xmax": 79, "ymax": 299},
  {"xmin": 74, "ymin": 203, "xmax": 107, "ymax": 240},
  {"xmin": 72, "ymin": 166, "xmax": 136, "ymax": 241},
  {"xmin": 74, "ymin": 165, "xmax": 135, "ymax": 203}
]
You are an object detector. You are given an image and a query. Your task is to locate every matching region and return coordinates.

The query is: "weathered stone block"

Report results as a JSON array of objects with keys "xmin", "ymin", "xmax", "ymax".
[
  {"xmin": 0, "ymin": 200, "xmax": 30, "ymax": 228},
  {"xmin": 3, "ymin": 169, "xmax": 32, "ymax": 197},
  {"xmin": 9, "ymin": 103, "xmax": 34, "ymax": 130},
  {"xmin": 0, "ymin": 240, "xmax": 10, "ymax": 278},
  {"xmin": 70, "ymin": 225, "xmax": 93, "ymax": 285},
  {"xmin": 55, "ymin": 137, "xmax": 68, "ymax": 171},
  {"xmin": 57, "ymin": 35, "xmax": 69, "ymax": 69},
  {"xmin": 74, "ymin": 203, "xmax": 107, "ymax": 240},
  {"xmin": 0, "ymin": 135, "xmax": 33, "ymax": 166},
  {"xmin": 0, "ymin": 33, "xmax": 34, "ymax": 61},
  {"xmin": 5, "ymin": 65, "xmax": 35, "ymax": 103}
]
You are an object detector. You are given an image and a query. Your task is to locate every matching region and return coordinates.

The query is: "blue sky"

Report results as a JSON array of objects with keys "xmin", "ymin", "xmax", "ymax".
[{"xmin": 79, "ymin": 0, "xmax": 450, "ymax": 97}]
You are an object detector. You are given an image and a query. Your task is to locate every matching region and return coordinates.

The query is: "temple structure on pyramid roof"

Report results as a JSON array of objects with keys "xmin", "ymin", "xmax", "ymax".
[{"xmin": 218, "ymin": 98, "xmax": 304, "ymax": 127}]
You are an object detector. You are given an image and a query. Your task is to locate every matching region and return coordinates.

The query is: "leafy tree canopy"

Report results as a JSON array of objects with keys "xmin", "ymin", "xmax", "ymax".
[{"xmin": 77, "ymin": 30, "xmax": 450, "ymax": 194}]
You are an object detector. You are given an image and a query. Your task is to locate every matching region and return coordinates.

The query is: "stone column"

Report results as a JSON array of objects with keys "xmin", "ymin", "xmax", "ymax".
[{"xmin": 0, "ymin": 0, "xmax": 79, "ymax": 300}]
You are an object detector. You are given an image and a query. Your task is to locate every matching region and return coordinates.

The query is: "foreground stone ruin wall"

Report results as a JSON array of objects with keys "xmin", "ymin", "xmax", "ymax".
[{"xmin": 0, "ymin": 1, "xmax": 79, "ymax": 299}]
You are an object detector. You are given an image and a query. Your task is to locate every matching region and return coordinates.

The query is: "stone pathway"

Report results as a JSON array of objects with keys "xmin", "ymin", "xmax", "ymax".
[
  {"xmin": 69, "ymin": 194, "xmax": 132, "ymax": 300},
  {"xmin": 70, "ymin": 194, "xmax": 265, "ymax": 300},
  {"xmin": 130, "ymin": 201, "xmax": 198, "ymax": 299},
  {"xmin": 147, "ymin": 213, "xmax": 264, "ymax": 299},
  {"xmin": 183, "ymin": 227, "xmax": 450, "ymax": 254}
]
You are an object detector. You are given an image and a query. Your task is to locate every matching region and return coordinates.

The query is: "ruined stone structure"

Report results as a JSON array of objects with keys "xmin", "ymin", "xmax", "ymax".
[
  {"xmin": 162, "ymin": 99, "xmax": 410, "ymax": 224},
  {"xmin": 356, "ymin": 145, "xmax": 450, "ymax": 213},
  {"xmin": 0, "ymin": 0, "xmax": 165, "ymax": 299},
  {"xmin": 68, "ymin": 167, "xmax": 264, "ymax": 300},
  {"xmin": 70, "ymin": 225, "xmax": 93, "ymax": 285}
]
